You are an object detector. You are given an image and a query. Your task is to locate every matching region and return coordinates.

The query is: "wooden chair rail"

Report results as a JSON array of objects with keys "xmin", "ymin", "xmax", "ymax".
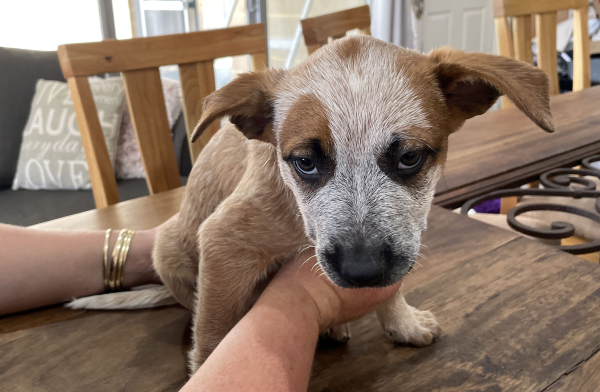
[
  {"xmin": 492, "ymin": 0, "xmax": 589, "ymax": 17},
  {"xmin": 301, "ymin": 5, "xmax": 371, "ymax": 55},
  {"xmin": 57, "ymin": 24, "xmax": 267, "ymax": 78},
  {"xmin": 58, "ymin": 24, "xmax": 268, "ymax": 209}
]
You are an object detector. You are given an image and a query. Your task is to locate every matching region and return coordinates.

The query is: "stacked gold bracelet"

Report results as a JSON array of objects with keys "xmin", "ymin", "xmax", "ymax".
[{"xmin": 102, "ymin": 228, "xmax": 136, "ymax": 292}]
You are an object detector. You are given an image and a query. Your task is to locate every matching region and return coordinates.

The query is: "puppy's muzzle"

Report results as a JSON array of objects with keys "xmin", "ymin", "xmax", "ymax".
[{"xmin": 323, "ymin": 242, "xmax": 408, "ymax": 288}]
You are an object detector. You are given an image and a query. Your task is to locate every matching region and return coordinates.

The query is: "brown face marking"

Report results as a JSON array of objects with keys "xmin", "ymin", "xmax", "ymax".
[
  {"xmin": 279, "ymin": 94, "xmax": 335, "ymax": 195},
  {"xmin": 385, "ymin": 55, "xmax": 456, "ymax": 170},
  {"xmin": 279, "ymin": 93, "xmax": 333, "ymax": 158}
]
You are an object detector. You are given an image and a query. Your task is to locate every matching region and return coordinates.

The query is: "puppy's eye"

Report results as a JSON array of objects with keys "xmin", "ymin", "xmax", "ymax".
[
  {"xmin": 398, "ymin": 151, "xmax": 423, "ymax": 169},
  {"xmin": 294, "ymin": 158, "xmax": 318, "ymax": 175}
]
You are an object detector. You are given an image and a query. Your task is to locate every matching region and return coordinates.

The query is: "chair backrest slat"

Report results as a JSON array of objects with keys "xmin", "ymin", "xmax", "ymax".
[
  {"xmin": 179, "ymin": 60, "xmax": 219, "ymax": 159},
  {"xmin": 122, "ymin": 68, "xmax": 181, "ymax": 194},
  {"xmin": 512, "ymin": 15, "xmax": 533, "ymax": 64},
  {"xmin": 495, "ymin": 16, "xmax": 515, "ymax": 58},
  {"xmin": 58, "ymin": 24, "xmax": 268, "ymax": 208},
  {"xmin": 301, "ymin": 5, "xmax": 371, "ymax": 55},
  {"xmin": 68, "ymin": 76, "xmax": 119, "ymax": 208},
  {"xmin": 535, "ymin": 12, "xmax": 560, "ymax": 96},
  {"xmin": 573, "ymin": 6, "xmax": 592, "ymax": 91},
  {"xmin": 493, "ymin": 0, "xmax": 590, "ymax": 106},
  {"xmin": 178, "ymin": 52, "xmax": 267, "ymax": 161},
  {"xmin": 251, "ymin": 52, "xmax": 269, "ymax": 71}
]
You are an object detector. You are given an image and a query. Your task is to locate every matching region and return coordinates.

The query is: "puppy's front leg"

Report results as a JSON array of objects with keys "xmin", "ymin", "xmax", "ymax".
[
  {"xmin": 189, "ymin": 248, "xmax": 270, "ymax": 374},
  {"xmin": 376, "ymin": 288, "xmax": 441, "ymax": 347}
]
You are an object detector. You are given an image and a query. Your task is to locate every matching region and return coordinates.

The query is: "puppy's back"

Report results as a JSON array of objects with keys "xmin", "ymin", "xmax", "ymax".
[{"xmin": 177, "ymin": 123, "xmax": 252, "ymax": 251}]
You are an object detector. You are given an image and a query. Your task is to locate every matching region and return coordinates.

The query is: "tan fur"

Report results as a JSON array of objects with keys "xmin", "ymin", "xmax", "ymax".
[
  {"xmin": 152, "ymin": 36, "xmax": 554, "ymax": 374},
  {"xmin": 154, "ymin": 123, "xmax": 308, "ymax": 371}
]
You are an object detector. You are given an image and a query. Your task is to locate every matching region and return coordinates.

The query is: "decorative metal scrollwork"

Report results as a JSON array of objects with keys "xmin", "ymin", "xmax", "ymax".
[{"xmin": 460, "ymin": 155, "xmax": 600, "ymax": 255}]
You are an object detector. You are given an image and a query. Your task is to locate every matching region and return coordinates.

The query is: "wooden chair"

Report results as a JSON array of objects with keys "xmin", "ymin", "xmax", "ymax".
[
  {"xmin": 58, "ymin": 24, "xmax": 268, "ymax": 209},
  {"xmin": 493, "ymin": 0, "xmax": 591, "ymax": 102},
  {"xmin": 301, "ymin": 5, "xmax": 371, "ymax": 55},
  {"xmin": 493, "ymin": 1, "xmax": 592, "ymax": 209}
]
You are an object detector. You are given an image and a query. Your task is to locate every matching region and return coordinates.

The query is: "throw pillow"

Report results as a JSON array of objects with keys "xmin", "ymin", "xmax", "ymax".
[
  {"xmin": 12, "ymin": 78, "xmax": 125, "ymax": 190},
  {"xmin": 0, "ymin": 47, "xmax": 66, "ymax": 189},
  {"xmin": 114, "ymin": 78, "xmax": 182, "ymax": 179}
]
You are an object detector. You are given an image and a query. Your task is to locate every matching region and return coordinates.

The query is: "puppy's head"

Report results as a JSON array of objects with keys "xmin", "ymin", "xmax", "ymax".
[{"xmin": 192, "ymin": 36, "xmax": 554, "ymax": 288}]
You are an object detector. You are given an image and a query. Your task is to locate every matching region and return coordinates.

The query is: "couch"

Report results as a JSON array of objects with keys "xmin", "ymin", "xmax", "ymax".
[{"xmin": 0, "ymin": 47, "xmax": 190, "ymax": 226}]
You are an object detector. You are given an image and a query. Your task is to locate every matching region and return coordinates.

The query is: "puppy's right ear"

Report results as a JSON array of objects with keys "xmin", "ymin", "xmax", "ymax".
[
  {"xmin": 191, "ymin": 69, "xmax": 286, "ymax": 144},
  {"xmin": 428, "ymin": 47, "xmax": 555, "ymax": 133}
]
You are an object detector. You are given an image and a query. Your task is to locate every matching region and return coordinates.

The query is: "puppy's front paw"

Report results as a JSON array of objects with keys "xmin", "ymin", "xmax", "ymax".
[
  {"xmin": 321, "ymin": 323, "xmax": 351, "ymax": 343},
  {"xmin": 382, "ymin": 307, "xmax": 441, "ymax": 347}
]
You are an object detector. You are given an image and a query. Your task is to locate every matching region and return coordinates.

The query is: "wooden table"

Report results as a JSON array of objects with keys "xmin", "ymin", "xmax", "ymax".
[
  {"xmin": 2, "ymin": 188, "xmax": 600, "ymax": 391},
  {"xmin": 435, "ymin": 85, "xmax": 600, "ymax": 208}
]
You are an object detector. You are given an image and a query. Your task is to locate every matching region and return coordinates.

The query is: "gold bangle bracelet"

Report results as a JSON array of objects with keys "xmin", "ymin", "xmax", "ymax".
[
  {"xmin": 110, "ymin": 229, "xmax": 127, "ymax": 292},
  {"xmin": 116, "ymin": 230, "xmax": 135, "ymax": 290},
  {"xmin": 102, "ymin": 229, "xmax": 112, "ymax": 292},
  {"xmin": 104, "ymin": 228, "xmax": 136, "ymax": 292}
]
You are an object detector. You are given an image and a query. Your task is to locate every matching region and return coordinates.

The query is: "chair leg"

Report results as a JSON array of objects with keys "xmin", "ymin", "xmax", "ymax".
[{"xmin": 500, "ymin": 197, "xmax": 519, "ymax": 214}]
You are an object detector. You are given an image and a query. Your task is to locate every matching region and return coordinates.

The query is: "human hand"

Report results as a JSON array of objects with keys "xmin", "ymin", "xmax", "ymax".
[
  {"xmin": 121, "ymin": 215, "xmax": 180, "ymax": 288},
  {"xmin": 121, "ymin": 227, "xmax": 162, "ymax": 288},
  {"xmin": 262, "ymin": 248, "xmax": 402, "ymax": 331}
]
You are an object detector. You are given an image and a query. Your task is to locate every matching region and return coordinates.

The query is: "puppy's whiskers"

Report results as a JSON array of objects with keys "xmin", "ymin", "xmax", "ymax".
[
  {"xmin": 312, "ymin": 263, "xmax": 325, "ymax": 277},
  {"xmin": 295, "ymin": 254, "xmax": 318, "ymax": 279},
  {"xmin": 296, "ymin": 254, "xmax": 317, "ymax": 272},
  {"xmin": 295, "ymin": 244, "xmax": 315, "ymax": 256},
  {"xmin": 311, "ymin": 260, "xmax": 322, "ymax": 273}
]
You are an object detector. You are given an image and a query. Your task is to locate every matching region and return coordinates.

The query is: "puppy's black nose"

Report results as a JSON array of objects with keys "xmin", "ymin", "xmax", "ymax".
[{"xmin": 325, "ymin": 243, "xmax": 395, "ymax": 287}]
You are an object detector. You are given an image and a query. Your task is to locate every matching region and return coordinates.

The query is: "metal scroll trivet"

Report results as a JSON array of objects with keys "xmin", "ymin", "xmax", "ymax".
[{"xmin": 460, "ymin": 155, "xmax": 600, "ymax": 255}]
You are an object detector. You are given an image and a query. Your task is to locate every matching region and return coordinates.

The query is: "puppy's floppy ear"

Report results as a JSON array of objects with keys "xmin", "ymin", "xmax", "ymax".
[
  {"xmin": 191, "ymin": 69, "xmax": 286, "ymax": 144},
  {"xmin": 428, "ymin": 47, "xmax": 554, "ymax": 133}
]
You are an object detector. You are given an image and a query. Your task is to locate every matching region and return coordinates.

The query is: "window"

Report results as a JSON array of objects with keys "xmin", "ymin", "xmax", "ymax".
[
  {"xmin": 267, "ymin": 0, "xmax": 367, "ymax": 69},
  {"xmin": 0, "ymin": 0, "xmax": 368, "ymax": 82},
  {"xmin": 0, "ymin": 0, "xmax": 102, "ymax": 51}
]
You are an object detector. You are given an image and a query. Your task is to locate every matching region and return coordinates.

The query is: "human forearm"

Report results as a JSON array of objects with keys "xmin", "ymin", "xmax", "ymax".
[
  {"xmin": 181, "ymin": 282, "xmax": 320, "ymax": 392},
  {"xmin": 0, "ymin": 224, "xmax": 157, "ymax": 315}
]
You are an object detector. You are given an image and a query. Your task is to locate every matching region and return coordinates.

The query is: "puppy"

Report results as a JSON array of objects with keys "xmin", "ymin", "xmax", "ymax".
[
  {"xmin": 72, "ymin": 36, "xmax": 554, "ymax": 373},
  {"xmin": 152, "ymin": 36, "xmax": 554, "ymax": 373}
]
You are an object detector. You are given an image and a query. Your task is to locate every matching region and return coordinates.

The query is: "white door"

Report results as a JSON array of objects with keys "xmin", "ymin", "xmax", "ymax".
[{"xmin": 421, "ymin": 0, "xmax": 496, "ymax": 54}]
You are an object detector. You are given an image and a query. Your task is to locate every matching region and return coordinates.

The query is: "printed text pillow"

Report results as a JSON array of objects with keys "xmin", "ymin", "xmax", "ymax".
[{"xmin": 12, "ymin": 78, "xmax": 125, "ymax": 190}]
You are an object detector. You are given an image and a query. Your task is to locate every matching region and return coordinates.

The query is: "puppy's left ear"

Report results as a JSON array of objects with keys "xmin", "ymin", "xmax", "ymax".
[
  {"xmin": 191, "ymin": 69, "xmax": 286, "ymax": 144},
  {"xmin": 428, "ymin": 47, "xmax": 555, "ymax": 133}
]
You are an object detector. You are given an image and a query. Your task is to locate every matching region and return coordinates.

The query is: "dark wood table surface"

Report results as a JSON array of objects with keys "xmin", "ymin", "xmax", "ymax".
[
  {"xmin": 2, "ymin": 188, "xmax": 600, "ymax": 391},
  {"xmin": 436, "ymin": 85, "xmax": 600, "ymax": 208}
]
